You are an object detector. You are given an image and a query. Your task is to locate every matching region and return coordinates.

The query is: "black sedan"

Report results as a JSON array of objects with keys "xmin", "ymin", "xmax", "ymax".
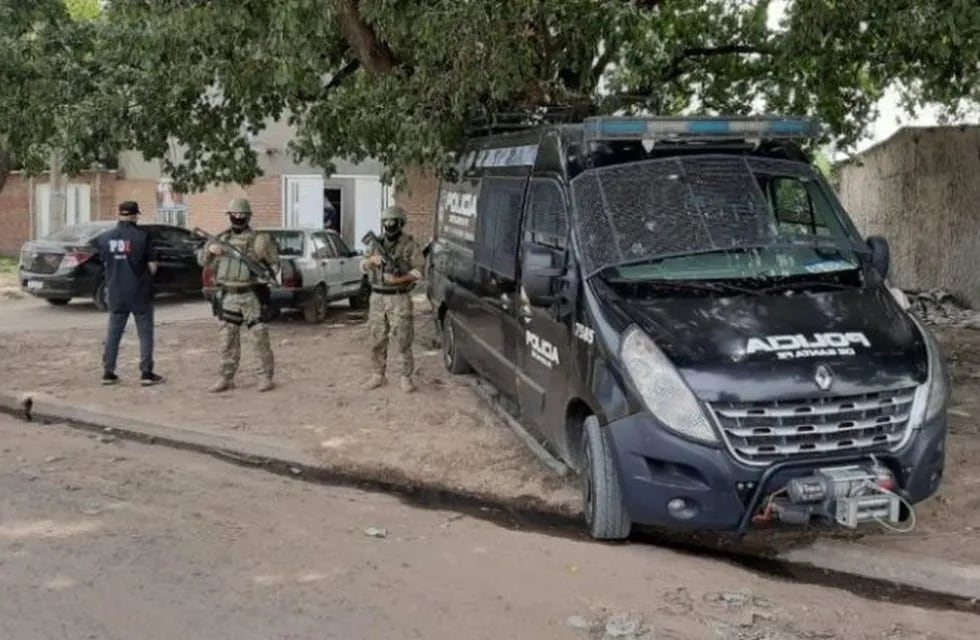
[{"xmin": 18, "ymin": 221, "xmax": 206, "ymax": 310}]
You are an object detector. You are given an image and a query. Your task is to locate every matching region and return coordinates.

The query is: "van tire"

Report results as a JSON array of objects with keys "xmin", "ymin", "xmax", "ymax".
[
  {"xmin": 441, "ymin": 313, "xmax": 471, "ymax": 375},
  {"xmin": 581, "ymin": 416, "xmax": 631, "ymax": 540}
]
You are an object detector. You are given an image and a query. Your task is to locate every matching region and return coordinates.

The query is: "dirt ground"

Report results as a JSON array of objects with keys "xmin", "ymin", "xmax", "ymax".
[
  {"xmin": 4, "ymin": 413, "xmax": 979, "ymax": 640},
  {"xmin": 1, "ymin": 299, "xmax": 978, "ymax": 566},
  {"xmin": 0, "ymin": 300, "xmax": 581, "ymax": 515}
]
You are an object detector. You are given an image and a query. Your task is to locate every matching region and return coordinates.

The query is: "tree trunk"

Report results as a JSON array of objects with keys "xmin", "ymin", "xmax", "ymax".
[
  {"xmin": 0, "ymin": 150, "xmax": 10, "ymax": 196},
  {"xmin": 332, "ymin": 0, "xmax": 395, "ymax": 74},
  {"xmin": 48, "ymin": 149, "xmax": 67, "ymax": 235}
]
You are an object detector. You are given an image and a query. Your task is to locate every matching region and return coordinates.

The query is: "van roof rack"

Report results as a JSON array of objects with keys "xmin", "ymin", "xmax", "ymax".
[
  {"xmin": 582, "ymin": 116, "xmax": 821, "ymax": 143},
  {"xmin": 464, "ymin": 106, "xmax": 593, "ymax": 137}
]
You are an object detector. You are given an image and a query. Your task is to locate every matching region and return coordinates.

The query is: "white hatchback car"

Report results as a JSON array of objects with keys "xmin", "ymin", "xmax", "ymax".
[{"xmin": 202, "ymin": 227, "xmax": 370, "ymax": 323}]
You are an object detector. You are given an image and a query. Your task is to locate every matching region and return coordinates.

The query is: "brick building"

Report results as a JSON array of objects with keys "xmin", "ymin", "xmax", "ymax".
[{"xmin": 0, "ymin": 115, "xmax": 443, "ymax": 257}]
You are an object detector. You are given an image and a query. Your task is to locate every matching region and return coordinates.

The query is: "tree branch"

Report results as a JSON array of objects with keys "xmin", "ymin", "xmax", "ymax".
[
  {"xmin": 628, "ymin": 43, "xmax": 775, "ymax": 99},
  {"xmin": 665, "ymin": 44, "xmax": 774, "ymax": 80},
  {"xmin": 331, "ymin": 0, "xmax": 395, "ymax": 74}
]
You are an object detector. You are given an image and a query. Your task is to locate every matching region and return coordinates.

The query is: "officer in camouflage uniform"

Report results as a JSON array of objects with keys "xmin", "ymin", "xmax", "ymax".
[
  {"xmin": 360, "ymin": 205, "xmax": 423, "ymax": 393},
  {"xmin": 199, "ymin": 198, "xmax": 279, "ymax": 393}
]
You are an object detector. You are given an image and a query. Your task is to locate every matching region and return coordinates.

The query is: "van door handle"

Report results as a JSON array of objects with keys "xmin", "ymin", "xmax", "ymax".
[{"xmin": 500, "ymin": 293, "xmax": 510, "ymax": 310}]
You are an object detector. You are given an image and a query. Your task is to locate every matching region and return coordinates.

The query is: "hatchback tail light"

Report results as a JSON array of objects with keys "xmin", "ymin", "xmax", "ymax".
[
  {"xmin": 202, "ymin": 266, "xmax": 216, "ymax": 288},
  {"xmin": 280, "ymin": 260, "xmax": 302, "ymax": 288},
  {"xmin": 60, "ymin": 248, "xmax": 95, "ymax": 270}
]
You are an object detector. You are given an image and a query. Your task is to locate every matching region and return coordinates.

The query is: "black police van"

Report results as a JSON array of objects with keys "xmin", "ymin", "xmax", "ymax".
[{"xmin": 426, "ymin": 115, "xmax": 950, "ymax": 540}]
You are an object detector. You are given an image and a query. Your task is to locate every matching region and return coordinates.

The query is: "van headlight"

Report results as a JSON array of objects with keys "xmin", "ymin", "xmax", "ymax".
[
  {"xmin": 620, "ymin": 325, "xmax": 718, "ymax": 444},
  {"xmin": 917, "ymin": 325, "xmax": 951, "ymax": 425}
]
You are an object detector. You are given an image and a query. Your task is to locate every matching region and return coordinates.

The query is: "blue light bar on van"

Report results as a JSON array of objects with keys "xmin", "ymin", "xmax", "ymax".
[{"xmin": 582, "ymin": 116, "xmax": 820, "ymax": 142}]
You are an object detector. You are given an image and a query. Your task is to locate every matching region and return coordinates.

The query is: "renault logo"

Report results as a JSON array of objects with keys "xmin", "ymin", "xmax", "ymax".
[{"xmin": 814, "ymin": 364, "xmax": 834, "ymax": 391}]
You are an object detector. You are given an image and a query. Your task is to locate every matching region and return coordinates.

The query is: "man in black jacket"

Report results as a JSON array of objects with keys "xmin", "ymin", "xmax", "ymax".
[{"xmin": 97, "ymin": 201, "xmax": 164, "ymax": 386}]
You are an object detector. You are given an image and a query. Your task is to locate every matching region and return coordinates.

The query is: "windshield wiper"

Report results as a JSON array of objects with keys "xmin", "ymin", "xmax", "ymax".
[
  {"xmin": 762, "ymin": 278, "xmax": 861, "ymax": 294},
  {"xmin": 605, "ymin": 277, "xmax": 761, "ymax": 296},
  {"xmin": 608, "ymin": 239, "xmax": 860, "ymax": 272}
]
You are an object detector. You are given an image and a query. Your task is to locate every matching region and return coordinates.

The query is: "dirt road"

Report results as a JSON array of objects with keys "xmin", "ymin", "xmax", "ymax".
[
  {"xmin": 3, "ymin": 300, "xmax": 979, "ymax": 567},
  {"xmin": 0, "ymin": 294, "xmax": 212, "ymax": 333},
  {"xmin": 1, "ymin": 414, "xmax": 977, "ymax": 640}
]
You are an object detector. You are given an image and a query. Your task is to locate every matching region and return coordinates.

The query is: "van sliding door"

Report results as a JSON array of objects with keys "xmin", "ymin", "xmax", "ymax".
[{"xmin": 467, "ymin": 176, "xmax": 527, "ymax": 400}]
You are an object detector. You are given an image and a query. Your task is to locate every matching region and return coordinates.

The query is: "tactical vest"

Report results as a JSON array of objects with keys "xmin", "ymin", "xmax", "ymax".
[
  {"xmin": 367, "ymin": 233, "xmax": 415, "ymax": 290},
  {"xmin": 214, "ymin": 230, "xmax": 258, "ymax": 286}
]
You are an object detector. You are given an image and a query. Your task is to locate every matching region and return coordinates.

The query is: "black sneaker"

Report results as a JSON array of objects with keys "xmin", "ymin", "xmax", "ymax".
[
  {"xmin": 141, "ymin": 372, "xmax": 164, "ymax": 387},
  {"xmin": 101, "ymin": 372, "xmax": 119, "ymax": 386}
]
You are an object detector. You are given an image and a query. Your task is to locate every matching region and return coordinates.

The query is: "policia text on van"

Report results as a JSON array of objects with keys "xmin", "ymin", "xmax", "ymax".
[{"xmin": 426, "ymin": 116, "xmax": 950, "ymax": 540}]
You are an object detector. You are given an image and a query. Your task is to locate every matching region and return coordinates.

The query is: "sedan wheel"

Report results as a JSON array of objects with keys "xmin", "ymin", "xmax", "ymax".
[
  {"xmin": 93, "ymin": 280, "xmax": 108, "ymax": 312},
  {"xmin": 304, "ymin": 285, "xmax": 328, "ymax": 323}
]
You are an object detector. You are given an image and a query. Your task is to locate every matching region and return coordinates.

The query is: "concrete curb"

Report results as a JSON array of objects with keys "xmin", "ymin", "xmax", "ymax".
[
  {"xmin": 0, "ymin": 390, "xmax": 576, "ymax": 521},
  {"xmin": 778, "ymin": 540, "xmax": 980, "ymax": 602},
  {"xmin": 2, "ymin": 389, "xmax": 979, "ymax": 604}
]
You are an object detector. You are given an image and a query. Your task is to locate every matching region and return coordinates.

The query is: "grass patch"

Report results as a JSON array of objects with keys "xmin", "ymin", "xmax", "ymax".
[{"xmin": 0, "ymin": 256, "xmax": 18, "ymax": 288}]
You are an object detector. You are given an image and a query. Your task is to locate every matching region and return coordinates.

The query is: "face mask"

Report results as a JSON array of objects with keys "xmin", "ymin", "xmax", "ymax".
[
  {"xmin": 230, "ymin": 215, "xmax": 249, "ymax": 231},
  {"xmin": 383, "ymin": 221, "xmax": 400, "ymax": 238}
]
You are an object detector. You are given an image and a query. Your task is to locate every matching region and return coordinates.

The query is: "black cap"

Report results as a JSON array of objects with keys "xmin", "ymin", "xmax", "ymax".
[{"xmin": 118, "ymin": 201, "xmax": 141, "ymax": 216}]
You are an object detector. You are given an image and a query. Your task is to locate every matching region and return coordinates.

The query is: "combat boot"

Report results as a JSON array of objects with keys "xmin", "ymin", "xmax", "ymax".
[
  {"xmin": 363, "ymin": 373, "xmax": 386, "ymax": 390},
  {"xmin": 257, "ymin": 378, "xmax": 275, "ymax": 392},
  {"xmin": 400, "ymin": 376, "xmax": 416, "ymax": 394},
  {"xmin": 209, "ymin": 378, "xmax": 234, "ymax": 393}
]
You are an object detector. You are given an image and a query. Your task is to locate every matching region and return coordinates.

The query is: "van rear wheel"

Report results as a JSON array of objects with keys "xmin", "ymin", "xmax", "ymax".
[
  {"xmin": 441, "ymin": 313, "xmax": 471, "ymax": 375},
  {"xmin": 581, "ymin": 416, "xmax": 631, "ymax": 540}
]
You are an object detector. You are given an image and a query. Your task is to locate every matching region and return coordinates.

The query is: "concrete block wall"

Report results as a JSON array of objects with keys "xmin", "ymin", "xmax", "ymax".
[{"xmin": 838, "ymin": 126, "xmax": 980, "ymax": 306}]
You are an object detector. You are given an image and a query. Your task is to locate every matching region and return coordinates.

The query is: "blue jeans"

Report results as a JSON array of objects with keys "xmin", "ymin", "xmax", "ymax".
[{"xmin": 103, "ymin": 308, "xmax": 155, "ymax": 375}]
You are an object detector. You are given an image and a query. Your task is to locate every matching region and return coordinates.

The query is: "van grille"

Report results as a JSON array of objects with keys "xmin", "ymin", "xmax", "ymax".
[{"xmin": 708, "ymin": 387, "xmax": 917, "ymax": 466}]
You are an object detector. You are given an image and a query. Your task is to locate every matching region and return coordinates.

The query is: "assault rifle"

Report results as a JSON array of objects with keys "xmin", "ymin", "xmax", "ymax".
[
  {"xmin": 193, "ymin": 227, "xmax": 280, "ymax": 286},
  {"xmin": 361, "ymin": 230, "xmax": 408, "ymax": 277},
  {"xmin": 193, "ymin": 227, "xmax": 281, "ymax": 324}
]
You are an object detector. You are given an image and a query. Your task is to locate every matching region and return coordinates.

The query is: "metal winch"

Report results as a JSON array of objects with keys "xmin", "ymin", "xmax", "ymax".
[{"xmin": 762, "ymin": 462, "xmax": 909, "ymax": 530}]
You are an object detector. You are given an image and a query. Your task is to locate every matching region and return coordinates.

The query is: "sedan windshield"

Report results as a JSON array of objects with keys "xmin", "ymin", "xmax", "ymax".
[{"xmin": 570, "ymin": 155, "xmax": 864, "ymax": 283}]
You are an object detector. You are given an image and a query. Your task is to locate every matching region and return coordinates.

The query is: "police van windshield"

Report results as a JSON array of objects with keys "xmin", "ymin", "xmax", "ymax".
[{"xmin": 570, "ymin": 155, "xmax": 865, "ymax": 283}]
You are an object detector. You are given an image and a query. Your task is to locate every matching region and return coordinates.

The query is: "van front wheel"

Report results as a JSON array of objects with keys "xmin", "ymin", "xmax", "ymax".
[
  {"xmin": 581, "ymin": 416, "xmax": 631, "ymax": 541},
  {"xmin": 441, "ymin": 313, "xmax": 471, "ymax": 375}
]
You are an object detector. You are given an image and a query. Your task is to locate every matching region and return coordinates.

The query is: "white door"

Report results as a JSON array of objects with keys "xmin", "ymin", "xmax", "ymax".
[
  {"xmin": 67, "ymin": 184, "xmax": 91, "ymax": 226},
  {"xmin": 353, "ymin": 177, "xmax": 384, "ymax": 251},
  {"xmin": 34, "ymin": 183, "xmax": 91, "ymax": 238},
  {"xmin": 35, "ymin": 184, "xmax": 50, "ymax": 239},
  {"xmin": 283, "ymin": 175, "xmax": 324, "ymax": 228}
]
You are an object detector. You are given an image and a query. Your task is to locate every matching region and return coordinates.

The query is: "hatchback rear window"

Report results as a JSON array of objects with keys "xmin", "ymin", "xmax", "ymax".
[{"xmin": 264, "ymin": 231, "xmax": 305, "ymax": 256}]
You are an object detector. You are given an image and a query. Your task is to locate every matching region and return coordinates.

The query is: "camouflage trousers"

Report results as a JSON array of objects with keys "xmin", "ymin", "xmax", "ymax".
[
  {"xmin": 368, "ymin": 292, "xmax": 414, "ymax": 378},
  {"xmin": 217, "ymin": 290, "xmax": 274, "ymax": 381}
]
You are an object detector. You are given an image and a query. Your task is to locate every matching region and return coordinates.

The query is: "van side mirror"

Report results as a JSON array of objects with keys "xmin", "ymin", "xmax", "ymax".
[
  {"xmin": 522, "ymin": 244, "xmax": 562, "ymax": 306},
  {"xmin": 867, "ymin": 235, "xmax": 890, "ymax": 280}
]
